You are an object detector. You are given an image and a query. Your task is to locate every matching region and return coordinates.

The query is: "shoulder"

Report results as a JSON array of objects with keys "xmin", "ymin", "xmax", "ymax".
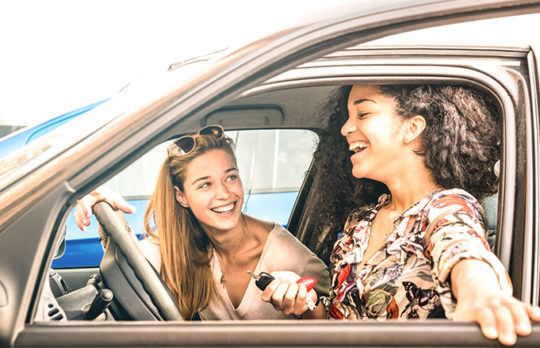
[
  {"xmin": 426, "ymin": 188, "xmax": 480, "ymax": 211},
  {"xmin": 245, "ymin": 214, "xmax": 274, "ymax": 240},
  {"xmin": 264, "ymin": 224, "xmax": 322, "ymax": 262},
  {"xmin": 423, "ymin": 188, "xmax": 484, "ymax": 225},
  {"xmin": 268, "ymin": 224, "xmax": 307, "ymax": 249}
]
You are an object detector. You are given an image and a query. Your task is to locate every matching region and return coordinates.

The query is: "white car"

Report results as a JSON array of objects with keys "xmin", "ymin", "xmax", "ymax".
[{"xmin": 1, "ymin": 0, "xmax": 540, "ymax": 346}]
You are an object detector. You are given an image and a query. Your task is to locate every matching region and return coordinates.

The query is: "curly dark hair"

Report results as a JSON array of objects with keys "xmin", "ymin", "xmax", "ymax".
[
  {"xmin": 378, "ymin": 84, "xmax": 501, "ymax": 199},
  {"xmin": 305, "ymin": 84, "xmax": 501, "ymax": 263}
]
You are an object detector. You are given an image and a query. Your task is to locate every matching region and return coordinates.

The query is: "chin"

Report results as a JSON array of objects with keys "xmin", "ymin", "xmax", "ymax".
[
  {"xmin": 214, "ymin": 212, "xmax": 241, "ymax": 230},
  {"xmin": 351, "ymin": 167, "xmax": 366, "ymax": 179}
]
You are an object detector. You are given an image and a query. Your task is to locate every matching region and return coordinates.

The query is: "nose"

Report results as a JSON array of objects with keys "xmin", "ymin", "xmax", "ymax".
[
  {"xmin": 214, "ymin": 182, "xmax": 231, "ymax": 200},
  {"xmin": 341, "ymin": 119, "xmax": 356, "ymax": 137}
]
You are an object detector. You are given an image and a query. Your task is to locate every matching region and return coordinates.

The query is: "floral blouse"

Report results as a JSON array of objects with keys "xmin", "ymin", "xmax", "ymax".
[{"xmin": 323, "ymin": 188, "xmax": 512, "ymax": 320}]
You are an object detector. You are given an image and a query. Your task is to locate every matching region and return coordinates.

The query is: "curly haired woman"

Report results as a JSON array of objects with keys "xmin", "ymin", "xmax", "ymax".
[{"xmin": 273, "ymin": 84, "xmax": 540, "ymax": 345}]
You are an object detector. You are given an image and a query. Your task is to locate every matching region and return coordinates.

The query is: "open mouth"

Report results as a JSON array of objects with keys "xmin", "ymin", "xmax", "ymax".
[
  {"xmin": 349, "ymin": 142, "xmax": 368, "ymax": 153},
  {"xmin": 211, "ymin": 202, "xmax": 235, "ymax": 214}
]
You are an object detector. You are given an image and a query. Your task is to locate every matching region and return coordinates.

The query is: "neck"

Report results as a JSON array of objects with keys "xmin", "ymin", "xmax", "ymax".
[
  {"xmin": 205, "ymin": 214, "xmax": 249, "ymax": 257},
  {"xmin": 384, "ymin": 170, "xmax": 439, "ymax": 214}
]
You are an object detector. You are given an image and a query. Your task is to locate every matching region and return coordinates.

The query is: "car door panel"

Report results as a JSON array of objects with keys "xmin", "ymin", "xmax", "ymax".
[{"xmin": 15, "ymin": 321, "xmax": 540, "ymax": 347}]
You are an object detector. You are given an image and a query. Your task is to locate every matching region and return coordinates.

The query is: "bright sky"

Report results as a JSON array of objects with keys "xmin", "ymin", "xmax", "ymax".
[
  {"xmin": 0, "ymin": 0, "xmax": 350, "ymax": 127},
  {"xmin": 2, "ymin": 1, "xmax": 539, "ymax": 128}
]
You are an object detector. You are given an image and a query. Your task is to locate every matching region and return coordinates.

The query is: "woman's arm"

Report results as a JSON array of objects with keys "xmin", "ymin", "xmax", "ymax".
[{"xmin": 451, "ymin": 259, "xmax": 540, "ymax": 346}]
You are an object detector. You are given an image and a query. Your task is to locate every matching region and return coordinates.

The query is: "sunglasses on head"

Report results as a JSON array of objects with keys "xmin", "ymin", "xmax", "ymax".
[{"xmin": 167, "ymin": 125, "xmax": 224, "ymax": 157}]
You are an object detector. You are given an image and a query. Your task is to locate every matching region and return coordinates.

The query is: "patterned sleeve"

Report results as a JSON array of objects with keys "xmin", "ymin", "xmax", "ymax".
[{"xmin": 423, "ymin": 190, "xmax": 513, "ymax": 319}]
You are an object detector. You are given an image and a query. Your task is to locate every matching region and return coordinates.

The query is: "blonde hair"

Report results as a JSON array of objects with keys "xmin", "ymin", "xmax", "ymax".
[{"xmin": 144, "ymin": 134, "xmax": 237, "ymax": 319}]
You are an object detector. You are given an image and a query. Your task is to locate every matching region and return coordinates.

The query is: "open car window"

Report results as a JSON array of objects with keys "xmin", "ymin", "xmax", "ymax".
[{"xmin": 52, "ymin": 129, "xmax": 318, "ymax": 269}]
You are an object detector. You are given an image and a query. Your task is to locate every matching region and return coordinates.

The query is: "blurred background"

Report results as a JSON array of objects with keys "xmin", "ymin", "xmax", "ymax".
[
  {"xmin": 2, "ymin": 0, "xmax": 539, "ymax": 139},
  {"xmin": 0, "ymin": 0, "xmax": 350, "ymax": 137}
]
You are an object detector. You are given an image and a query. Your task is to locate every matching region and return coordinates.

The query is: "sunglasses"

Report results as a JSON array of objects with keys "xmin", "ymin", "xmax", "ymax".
[{"xmin": 167, "ymin": 125, "xmax": 224, "ymax": 157}]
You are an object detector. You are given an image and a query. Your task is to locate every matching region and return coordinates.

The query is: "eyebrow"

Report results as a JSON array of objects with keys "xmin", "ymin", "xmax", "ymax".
[
  {"xmin": 191, "ymin": 167, "xmax": 238, "ymax": 185},
  {"xmin": 352, "ymin": 98, "xmax": 376, "ymax": 106}
]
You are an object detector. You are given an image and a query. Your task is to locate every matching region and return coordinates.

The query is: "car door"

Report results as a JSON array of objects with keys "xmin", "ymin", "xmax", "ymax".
[{"xmin": 4, "ymin": 1, "xmax": 540, "ymax": 347}]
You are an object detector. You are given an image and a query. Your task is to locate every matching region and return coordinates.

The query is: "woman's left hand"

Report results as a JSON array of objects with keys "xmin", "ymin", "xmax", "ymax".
[
  {"xmin": 452, "ymin": 259, "xmax": 540, "ymax": 346},
  {"xmin": 260, "ymin": 271, "xmax": 324, "ymax": 318}
]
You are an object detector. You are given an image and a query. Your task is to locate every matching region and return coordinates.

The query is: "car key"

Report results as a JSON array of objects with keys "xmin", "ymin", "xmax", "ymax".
[{"xmin": 247, "ymin": 270, "xmax": 317, "ymax": 292}]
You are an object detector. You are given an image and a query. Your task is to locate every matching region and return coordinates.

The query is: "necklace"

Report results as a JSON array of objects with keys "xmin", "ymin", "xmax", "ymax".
[{"xmin": 216, "ymin": 214, "xmax": 248, "ymax": 290}]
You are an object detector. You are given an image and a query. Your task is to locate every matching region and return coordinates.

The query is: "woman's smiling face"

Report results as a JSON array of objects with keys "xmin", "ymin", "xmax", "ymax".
[
  {"xmin": 175, "ymin": 148, "xmax": 244, "ymax": 234},
  {"xmin": 341, "ymin": 85, "xmax": 407, "ymax": 182}
]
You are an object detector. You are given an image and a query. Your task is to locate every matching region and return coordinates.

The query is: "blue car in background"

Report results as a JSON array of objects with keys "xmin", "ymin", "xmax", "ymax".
[
  {"xmin": 0, "ymin": 100, "xmax": 108, "ymax": 159},
  {"xmin": 0, "ymin": 107, "xmax": 314, "ymax": 268}
]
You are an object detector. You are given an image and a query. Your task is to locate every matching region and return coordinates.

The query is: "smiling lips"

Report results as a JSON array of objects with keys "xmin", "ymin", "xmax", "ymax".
[
  {"xmin": 349, "ymin": 141, "xmax": 368, "ymax": 153},
  {"xmin": 211, "ymin": 202, "xmax": 235, "ymax": 213}
]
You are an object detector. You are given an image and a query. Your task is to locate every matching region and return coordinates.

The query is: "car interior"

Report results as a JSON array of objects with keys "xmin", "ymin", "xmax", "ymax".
[{"xmin": 35, "ymin": 77, "xmax": 505, "ymax": 322}]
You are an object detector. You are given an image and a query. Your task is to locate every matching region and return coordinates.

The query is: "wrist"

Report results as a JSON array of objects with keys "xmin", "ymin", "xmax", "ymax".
[{"xmin": 451, "ymin": 259, "xmax": 500, "ymax": 300}]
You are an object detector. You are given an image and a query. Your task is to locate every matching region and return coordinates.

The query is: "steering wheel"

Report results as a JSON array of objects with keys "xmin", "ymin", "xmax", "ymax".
[{"xmin": 93, "ymin": 201, "xmax": 183, "ymax": 320}]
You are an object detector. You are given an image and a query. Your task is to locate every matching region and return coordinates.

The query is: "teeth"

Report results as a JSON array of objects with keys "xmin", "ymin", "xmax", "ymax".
[
  {"xmin": 349, "ymin": 142, "xmax": 368, "ymax": 153},
  {"xmin": 212, "ymin": 203, "xmax": 234, "ymax": 213}
]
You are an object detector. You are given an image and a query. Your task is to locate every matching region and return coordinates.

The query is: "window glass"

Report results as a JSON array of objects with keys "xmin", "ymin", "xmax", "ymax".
[
  {"xmin": 105, "ymin": 143, "xmax": 168, "ymax": 199},
  {"xmin": 54, "ymin": 129, "xmax": 318, "ymax": 268},
  {"xmin": 233, "ymin": 129, "xmax": 318, "ymax": 193},
  {"xmin": 276, "ymin": 130, "xmax": 318, "ymax": 190}
]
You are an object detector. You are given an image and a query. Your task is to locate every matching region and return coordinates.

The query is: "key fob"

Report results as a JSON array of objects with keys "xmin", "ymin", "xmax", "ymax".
[
  {"xmin": 255, "ymin": 271, "xmax": 275, "ymax": 290},
  {"xmin": 253, "ymin": 272, "xmax": 318, "ymax": 292}
]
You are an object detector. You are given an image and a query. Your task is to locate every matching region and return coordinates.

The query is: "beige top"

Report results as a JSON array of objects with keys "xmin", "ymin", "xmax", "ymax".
[{"xmin": 139, "ymin": 223, "xmax": 330, "ymax": 320}]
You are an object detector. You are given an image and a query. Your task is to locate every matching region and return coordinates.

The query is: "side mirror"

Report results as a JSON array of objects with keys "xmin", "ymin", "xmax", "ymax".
[{"xmin": 53, "ymin": 225, "xmax": 66, "ymax": 260}]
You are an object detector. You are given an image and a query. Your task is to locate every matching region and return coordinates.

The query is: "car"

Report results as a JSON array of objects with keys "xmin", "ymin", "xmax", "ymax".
[
  {"xmin": 0, "ymin": 100, "xmax": 107, "ymax": 160},
  {"xmin": 2, "ymin": 0, "xmax": 540, "ymax": 346}
]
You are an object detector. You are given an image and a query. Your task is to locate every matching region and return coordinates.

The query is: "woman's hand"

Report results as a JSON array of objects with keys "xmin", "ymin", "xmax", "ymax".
[
  {"xmin": 74, "ymin": 186, "xmax": 135, "ymax": 231},
  {"xmin": 452, "ymin": 259, "xmax": 540, "ymax": 346},
  {"xmin": 260, "ymin": 271, "xmax": 325, "ymax": 319}
]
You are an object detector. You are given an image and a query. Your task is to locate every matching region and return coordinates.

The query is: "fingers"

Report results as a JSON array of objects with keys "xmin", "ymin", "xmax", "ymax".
[
  {"xmin": 106, "ymin": 191, "xmax": 136, "ymax": 214},
  {"xmin": 493, "ymin": 304, "xmax": 517, "ymax": 345},
  {"xmin": 95, "ymin": 187, "xmax": 136, "ymax": 214},
  {"xmin": 293, "ymin": 285, "xmax": 308, "ymax": 314},
  {"xmin": 280, "ymin": 282, "xmax": 298, "ymax": 314},
  {"xmin": 510, "ymin": 299, "xmax": 532, "ymax": 336},
  {"xmin": 74, "ymin": 195, "xmax": 95, "ymax": 231},
  {"xmin": 260, "ymin": 278, "xmax": 279, "ymax": 304},
  {"xmin": 260, "ymin": 274, "xmax": 310, "ymax": 316},
  {"xmin": 525, "ymin": 303, "xmax": 540, "ymax": 322},
  {"xmin": 475, "ymin": 306, "xmax": 498, "ymax": 340},
  {"xmin": 267, "ymin": 281, "xmax": 290, "ymax": 312},
  {"xmin": 73, "ymin": 187, "xmax": 135, "ymax": 231},
  {"xmin": 468, "ymin": 296, "xmax": 538, "ymax": 346},
  {"xmin": 494, "ymin": 298, "xmax": 539, "ymax": 345},
  {"xmin": 114, "ymin": 199, "xmax": 136, "ymax": 214}
]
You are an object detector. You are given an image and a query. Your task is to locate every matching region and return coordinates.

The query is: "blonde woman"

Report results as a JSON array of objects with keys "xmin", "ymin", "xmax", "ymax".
[{"xmin": 75, "ymin": 126, "xmax": 329, "ymax": 320}]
